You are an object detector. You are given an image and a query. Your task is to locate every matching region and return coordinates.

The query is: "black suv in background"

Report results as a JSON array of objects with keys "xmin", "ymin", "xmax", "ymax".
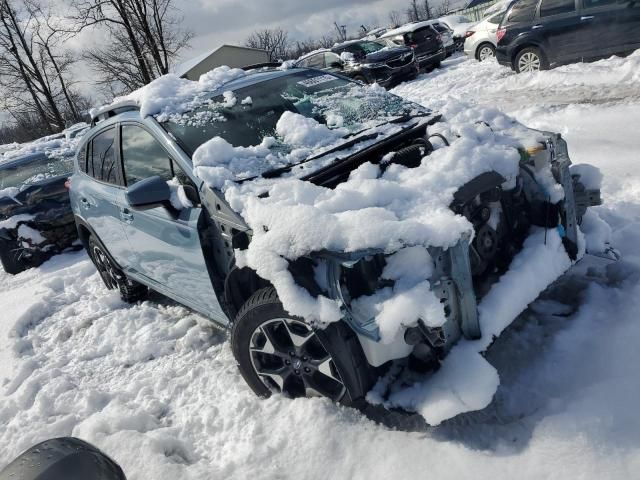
[
  {"xmin": 381, "ymin": 23, "xmax": 446, "ymax": 69},
  {"xmin": 496, "ymin": 0, "xmax": 640, "ymax": 72},
  {"xmin": 0, "ymin": 152, "xmax": 78, "ymax": 274},
  {"xmin": 295, "ymin": 40, "xmax": 418, "ymax": 88}
]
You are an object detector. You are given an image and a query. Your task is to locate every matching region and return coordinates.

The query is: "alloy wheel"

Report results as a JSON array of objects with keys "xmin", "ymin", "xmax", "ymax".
[
  {"xmin": 518, "ymin": 52, "xmax": 541, "ymax": 72},
  {"xmin": 478, "ymin": 45, "xmax": 494, "ymax": 61},
  {"xmin": 249, "ymin": 318, "xmax": 346, "ymax": 401}
]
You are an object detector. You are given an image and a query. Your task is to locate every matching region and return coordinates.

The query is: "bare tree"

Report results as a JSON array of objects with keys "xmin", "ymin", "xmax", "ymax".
[
  {"xmin": 0, "ymin": 0, "xmax": 87, "ymax": 136},
  {"xmin": 423, "ymin": 0, "xmax": 433, "ymax": 19},
  {"xmin": 333, "ymin": 21, "xmax": 347, "ymax": 42},
  {"xmin": 388, "ymin": 10, "xmax": 402, "ymax": 27},
  {"xmin": 407, "ymin": 0, "xmax": 421, "ymax": 21},
  {"xmin": 244, "ymin": 28, "xmax": 290, "ymax": 62},
  {"xmin": 434, "ymin": 0, "xmax": 451, "ymax": 17},
  {"xmin": 70, "ymin": 0, "xmax": 192, "ymax": 94}
]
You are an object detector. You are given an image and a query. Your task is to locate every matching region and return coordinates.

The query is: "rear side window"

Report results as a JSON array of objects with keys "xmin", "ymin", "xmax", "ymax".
[
  {"xmin": 88, "ymin": 128, "xmax": 118, "ymax": 184},
  {"xmin": 540, "ymin": 0, "xmax": 576, "ymax": 16},
  {"xmin": 506, "ymin": 0, "xmax": 538, "ymax": 22},
  {"xmin": 409, "ymin": 26, "xmax": 436, "ymax": 42},
  {"xmin": 431, "ymin": 23, "xmax": 448, "ymax": 33},
  {"xmin": 300, "ymin": 54, "xmax": 324, "ymax": 68},
  {"xmin": 121, "ymin": 125, "xmax": 172, "ymax": 186},
  {"xmin": 583, "ymin": 0, "xmax": 615, "ymax": 7},
  {"xmin": 324, "ymin": 52, "xmax": 342, "ymax": 66}
]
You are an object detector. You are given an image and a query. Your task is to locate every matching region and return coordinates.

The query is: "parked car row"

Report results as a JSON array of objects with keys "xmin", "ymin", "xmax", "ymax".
[
  {"xmin": 464, "ymin": 0, "xmax": 640, "ymax": 73},
  {"xmin": 295, "ymin": 40, "xmax": 419, "ymax": 88},
  {"xmin": 0, "ymin": 125, "xmax": 87, "ymax": 274},
  {"xmin": 294, "ymin": 15, "xmax": 472, "ymax": 88}
]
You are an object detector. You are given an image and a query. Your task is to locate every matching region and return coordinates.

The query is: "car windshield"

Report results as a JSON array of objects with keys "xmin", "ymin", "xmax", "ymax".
[
  {"xmin": 0, "ymin": 154, "xmax": 73, "ymax": 189},
  {"xmin": 161, "ymin": 70, "xmax": 418, "ymax": 155},
  {"xmin": 339, "ymin": 41, "xmax": 386, "ymax": 56}
]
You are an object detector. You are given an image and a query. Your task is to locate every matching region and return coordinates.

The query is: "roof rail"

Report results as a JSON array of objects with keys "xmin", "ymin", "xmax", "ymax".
[{"xmin": 89, "ymin": 100, "xmax": 140, "ymax": 126}]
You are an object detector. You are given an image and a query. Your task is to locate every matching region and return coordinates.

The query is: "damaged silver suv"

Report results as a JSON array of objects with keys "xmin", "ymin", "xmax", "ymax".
[{"xmin": 70, "ymin": 67, "xmax": 603, "ymax": 422}]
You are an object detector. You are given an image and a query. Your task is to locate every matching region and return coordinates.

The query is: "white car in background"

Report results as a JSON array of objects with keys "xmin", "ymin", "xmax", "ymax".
[
  {"xmin": 463, "ymin": 10, "xmax": 506, "ymax": 61},
  {"xmin": 438, "ymin": 14, "xmax": 476, "ymax": 49}
]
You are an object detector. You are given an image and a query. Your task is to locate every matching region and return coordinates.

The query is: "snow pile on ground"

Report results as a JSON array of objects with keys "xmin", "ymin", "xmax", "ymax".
[
  {"xmin": 393, "ymin": 50, "xmax": 640, "ymax": 113},
  {"xmin": 108, "ymin": 66, "xmax": 246, "ymax": 119}
]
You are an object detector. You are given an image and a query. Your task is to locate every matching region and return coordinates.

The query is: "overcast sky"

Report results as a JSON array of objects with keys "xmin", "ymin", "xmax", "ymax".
[{"xmin": 176, "ymin": 0, "xmax": 414, "ymax": 62}]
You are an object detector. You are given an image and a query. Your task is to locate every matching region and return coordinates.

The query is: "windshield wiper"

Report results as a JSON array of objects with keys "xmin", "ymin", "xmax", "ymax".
[{"xmin": 238, "ymin": 112, "xmax": 439, "ymax": 183}]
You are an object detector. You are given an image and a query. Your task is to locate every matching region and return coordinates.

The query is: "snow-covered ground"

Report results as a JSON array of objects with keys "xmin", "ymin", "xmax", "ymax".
[{"xmin": 2, "ymin": 53, "xmax": 640, "ymax": 479}]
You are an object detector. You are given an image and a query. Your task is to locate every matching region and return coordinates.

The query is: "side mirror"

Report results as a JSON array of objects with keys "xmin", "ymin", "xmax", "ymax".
[
  {"xmin": 329, "ymin": 61, "xmax": 343, "ymax": 69},
  {"xmin": 0, "ymin": 437, "xmax": 126, "ymax": 480},
  {"xmin": 126, "ymin": 175, "xmax": 170, "ymax": 207}
]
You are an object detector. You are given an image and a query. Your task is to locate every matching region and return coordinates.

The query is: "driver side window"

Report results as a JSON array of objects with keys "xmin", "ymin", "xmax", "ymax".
[{"xmin": 121, "ymin": 125, "xmax": 172, "ymax": 186}]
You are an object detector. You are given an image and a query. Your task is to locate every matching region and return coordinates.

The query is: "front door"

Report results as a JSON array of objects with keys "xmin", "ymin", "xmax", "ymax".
[{"xmin": 118, "ymin": 123, "xmax": 224, "ymax": 321}]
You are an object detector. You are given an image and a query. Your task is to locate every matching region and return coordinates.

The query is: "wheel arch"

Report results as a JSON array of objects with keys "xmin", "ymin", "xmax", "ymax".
[
  {"xmin": 224, "ymin": 266, "xmax": 272, "ymax": 319},
  {"xmin": 74, "ymin": 216, "xmax": 122, "ymax": 269}
]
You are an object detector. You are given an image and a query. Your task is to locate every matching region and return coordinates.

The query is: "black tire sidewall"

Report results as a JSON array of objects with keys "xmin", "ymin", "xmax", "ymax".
[
  {"xmin": 231, "ymin": 288, "xmax": 374, "ymax": 407},
  {"xmin": 0, "ymin": 237, "xmax": 25, "ymax": 274}
]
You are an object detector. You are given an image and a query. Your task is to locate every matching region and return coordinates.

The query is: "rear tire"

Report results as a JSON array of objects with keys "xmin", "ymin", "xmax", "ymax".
[
  {"xmin": 514, "ymin": 47, "xmax": 548, "ymax": 73},
  {"xmin": 88, "ymin": 235, "xmax": 147, "ymax": 303},
  {"xmin": 0, "ymin": 237, "xmax": 27, "ymax": 275},
  {"xmin": 352, "ymin": 74, "xmax": 368, "ymax": 84},
  {"xmin": 231, "ymin": 287, "xmax": 374, "ymax": 407},
  {"xmin": 476, "ymin": 43, "xmax": 496, "ymax": 62}
]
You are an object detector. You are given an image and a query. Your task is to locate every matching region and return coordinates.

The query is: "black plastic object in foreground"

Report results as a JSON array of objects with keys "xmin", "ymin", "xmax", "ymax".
[{"xmin": 0, "ymin": 437, "xmax": 126, "ymax": 480}]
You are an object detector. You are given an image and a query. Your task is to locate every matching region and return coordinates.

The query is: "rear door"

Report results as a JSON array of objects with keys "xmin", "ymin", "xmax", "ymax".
[
  {"xmin": 535, "ymin": 0, "xmax": 584, "ymax": 62},
  {"xmin": 76, "ymin": 126, "xmax": 133, "ymax": 265},
  {"xmin": 118, "ymin": 122, "xmax": 224, "ymax": 320}
]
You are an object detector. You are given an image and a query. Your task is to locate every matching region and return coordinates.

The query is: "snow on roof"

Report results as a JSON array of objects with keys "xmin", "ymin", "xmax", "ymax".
[{"xmin": 381, "ymin": 21, "xmax": 438, "ymax": 38}]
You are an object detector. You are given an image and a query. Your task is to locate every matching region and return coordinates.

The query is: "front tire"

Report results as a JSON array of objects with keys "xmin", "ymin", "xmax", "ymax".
[
  {"xmin": 0, "ymin": 237, "xmax": 27, "ymax": 274},
  {"xmin": 231, "ymin": 287, "xmax": 374, "ymax": 407},
  {"xmin": 514, "ymin": 47, "xmax": 548, "ymax": 73},
  {"xmin": 88, "ymin": 235, "xmax": 147, "ymax": 303}
]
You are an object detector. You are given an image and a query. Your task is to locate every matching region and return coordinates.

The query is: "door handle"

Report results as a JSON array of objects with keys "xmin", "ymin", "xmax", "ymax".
[
  {"xmin": 532, "ymin": 24, "xmax": 544, "ymax": 29},
  {"xmin": 120, "ymin": 208, "xmax": 134, "ymax": 223},
  {"xmin": 581, "ymin": 15, "xmax": 594, "ymax": 20}
]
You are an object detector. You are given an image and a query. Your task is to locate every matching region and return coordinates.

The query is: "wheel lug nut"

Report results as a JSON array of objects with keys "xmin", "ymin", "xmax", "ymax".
[
  {"xmin": 285, "ymin": 360, "xmax": 291, "ymax": 365},
  {"xmin": 304, "ymin": 367, "xmax": 310, "ymax": 373},
  {"xmin": 289, "ymin": 351, "xmax": 295, "ymax": 357},
  {"xmin": 302, "ymin": 356, "xmax": 308, "ymax": 362},
  {"xmin": 294, "ymin": 369, "xmax": 300, "ymax": 375}
]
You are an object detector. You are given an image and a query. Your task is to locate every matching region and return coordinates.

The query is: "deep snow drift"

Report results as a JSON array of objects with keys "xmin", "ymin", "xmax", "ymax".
[{"xmin": 1, "ymin": 53, "xmax": 640, "ymax": 479}]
